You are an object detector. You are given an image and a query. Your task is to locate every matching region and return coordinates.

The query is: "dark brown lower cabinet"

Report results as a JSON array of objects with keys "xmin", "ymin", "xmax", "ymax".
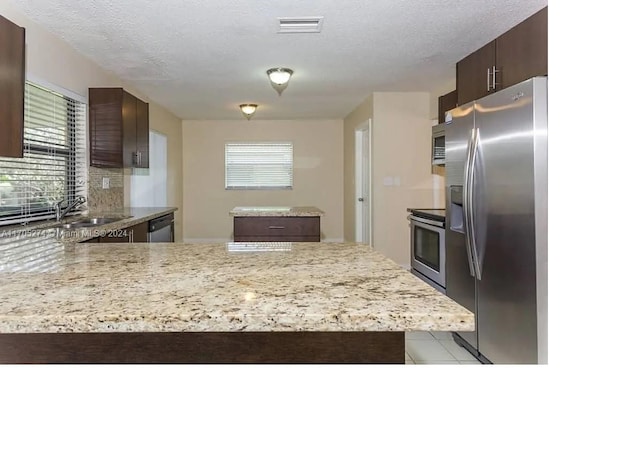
[
  {"xmin": 80, "ymin": 221, "xmax": 148, "ymax": 243},
  {"xmin": 0, "ymin": 331, "xmax": 405, "ymax": 364},
  {"xmin": 234, "ymin": 216, "xmax": 320, "ymax": 242},
  {"xmin": 130, "ymin": 221, "xmax": 149, "ymax": 242},
  {"xmin": 98, "ymin": 231, "xmax": 130, "ymax": 243}
]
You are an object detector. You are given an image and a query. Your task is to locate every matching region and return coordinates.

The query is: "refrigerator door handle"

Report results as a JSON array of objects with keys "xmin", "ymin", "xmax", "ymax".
[
  {"xmin": 462, "ymin": 127, "xmax": 476, "ymax": 278},
  {"xmin": 468, "ymin": 128, "xmax": 482, "ymax": 280}
]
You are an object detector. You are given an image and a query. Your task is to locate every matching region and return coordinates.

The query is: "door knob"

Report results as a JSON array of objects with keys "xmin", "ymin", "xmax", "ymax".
[{"xmin": 358, "ymin": 197, "xmax": 364, "ymax": 202}]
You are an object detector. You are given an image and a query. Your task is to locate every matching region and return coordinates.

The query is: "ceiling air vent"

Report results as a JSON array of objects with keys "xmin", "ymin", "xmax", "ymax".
[{"xmin": 277, "ymin": 16, "xmax": 324, "ymax": 33}]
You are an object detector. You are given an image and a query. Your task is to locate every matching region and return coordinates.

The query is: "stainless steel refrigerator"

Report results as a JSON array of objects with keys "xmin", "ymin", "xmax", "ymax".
[{"xmin": 445, "ymin": 76, "xmax": 547, "ymax": 364}]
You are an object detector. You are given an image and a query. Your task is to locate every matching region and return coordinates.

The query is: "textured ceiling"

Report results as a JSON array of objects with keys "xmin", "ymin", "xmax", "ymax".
[{"xmin": 9, "ymin": 0, "xmax": 548, "ymax": 119}]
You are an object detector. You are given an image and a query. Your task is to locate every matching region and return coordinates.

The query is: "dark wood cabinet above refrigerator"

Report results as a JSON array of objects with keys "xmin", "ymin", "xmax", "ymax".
[
  {"xmin": 89, "ymin": 88, "xmax": 149, "ymax": 168},
  {"xmin": 438, "ymin": 90, "xmax": 458, "ymax": 123},
  {"xmin": 0, "ymin": 15, "xmax": 26, "ymax": 158},
  {"xmin": 456, "ymin": 6, "xmax": 547, "ymax": 105}
]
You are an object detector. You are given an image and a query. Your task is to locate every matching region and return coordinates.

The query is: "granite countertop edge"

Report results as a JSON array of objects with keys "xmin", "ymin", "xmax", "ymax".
[
  {"xmin": 229, "ymin": 206, "xmax": 325, "ymax": 217},
  {"xmin": 0, "ymin": 319, "xmax": 474, "ymax": 334}
]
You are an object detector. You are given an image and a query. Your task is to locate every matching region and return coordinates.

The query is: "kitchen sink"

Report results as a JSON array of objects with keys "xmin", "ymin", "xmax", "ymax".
[{"xmin": 58, "ymin": 216, "xmax": 131, "ymax": 229}]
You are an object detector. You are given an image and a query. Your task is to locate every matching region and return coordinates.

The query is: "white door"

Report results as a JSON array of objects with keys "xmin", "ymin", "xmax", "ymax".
[
  {"xmin": 355, "ymin": 119, "xmax": 372, "ymax": 245},
  {"xmin": 130, "ymin": 131, "xmax": 167, "ymax": 207}
]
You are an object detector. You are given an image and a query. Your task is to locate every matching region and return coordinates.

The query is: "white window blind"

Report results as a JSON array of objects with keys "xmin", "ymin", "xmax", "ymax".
[
  {"xmin": 0, "ymin": 82, "xmax": 86, "ymax": 226},
  {"xmin": 225, "ymin": 142, "xmax": 293, "ymax": 189}
]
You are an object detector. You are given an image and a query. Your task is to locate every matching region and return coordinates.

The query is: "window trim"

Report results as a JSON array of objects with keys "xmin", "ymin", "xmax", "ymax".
[{"xmin": 25, "ymin": 73, "xmax": 87, "ymax": 104}]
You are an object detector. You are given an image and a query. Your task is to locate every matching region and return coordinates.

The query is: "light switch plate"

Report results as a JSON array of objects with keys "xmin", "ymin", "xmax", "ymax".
[
  {"xmin": 383, "ymin": 176, "xmax": 393, "ymax": 186},
  {"xmin": 102, "ymin": 177, "xmax": 110, "ymax": 189}
]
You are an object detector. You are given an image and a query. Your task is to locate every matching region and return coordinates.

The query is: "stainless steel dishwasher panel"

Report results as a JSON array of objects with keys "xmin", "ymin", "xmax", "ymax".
[{"xmin": 148, "ymin": 214, "xmax": 174, "ymax": 242}]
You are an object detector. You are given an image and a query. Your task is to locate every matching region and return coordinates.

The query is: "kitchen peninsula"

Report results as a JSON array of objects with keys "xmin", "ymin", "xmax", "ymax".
[{"xmin": 0, "ymin": 240, "xmax": 473, "ymax": 364}]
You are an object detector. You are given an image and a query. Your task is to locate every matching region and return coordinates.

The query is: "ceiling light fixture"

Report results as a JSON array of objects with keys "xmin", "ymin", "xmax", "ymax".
[
  {"xmin": 239, "ymin": 103, "xmax": 258, "ymax": 120},
  {"xmin": 266, "ymin": 67, "xmax": 294, "ymax": 96}
]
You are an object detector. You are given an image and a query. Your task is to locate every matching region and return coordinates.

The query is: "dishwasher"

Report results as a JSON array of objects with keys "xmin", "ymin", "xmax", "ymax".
[{"xmin": 148, "ymin": 214, "xmax": 174, "ymax": 242}]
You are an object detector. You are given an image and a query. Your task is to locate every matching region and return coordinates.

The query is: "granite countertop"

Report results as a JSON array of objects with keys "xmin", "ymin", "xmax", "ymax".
[
  {"xmin": 0, "ymin": 242, "xmax": 473, "ymax": 334},
  {"xmin": 229, "ymin": 206, "xmax": 324, "ymax": 217},
  {"xmin": 0, "ymin": 207, "xmax": 177, "ymax": 272}
]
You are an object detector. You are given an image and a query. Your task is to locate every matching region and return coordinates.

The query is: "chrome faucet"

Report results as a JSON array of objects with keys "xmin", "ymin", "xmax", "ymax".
[{"xmin": 54, "ymin": 196, "xmax": 87, "ymax": 221}]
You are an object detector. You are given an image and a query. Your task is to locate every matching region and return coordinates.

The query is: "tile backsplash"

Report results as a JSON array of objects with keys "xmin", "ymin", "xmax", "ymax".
[{"xmin": 88, "ymin": 166, "xmax": 124, "ymax": 211}]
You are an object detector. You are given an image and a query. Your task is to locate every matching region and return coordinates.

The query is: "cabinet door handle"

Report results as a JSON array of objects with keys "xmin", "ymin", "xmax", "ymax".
[
  {"xmin": 487, "ymin": 67, "xmax": 491, "ymax": 92},
  {"xmin": 268, "ymin": 226, "xmax": 285, "ymax": 229},
  {"xmin": 492, "ymin": 66, "xmax": 499, "ymax": 90}
]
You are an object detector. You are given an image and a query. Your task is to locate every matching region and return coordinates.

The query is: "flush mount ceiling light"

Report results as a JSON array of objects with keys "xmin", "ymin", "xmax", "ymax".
[
  {"xmin": 239, "ymin": 103, "xmax": 258, "ymax": 120},
  {"xmin": 266, "ymin": 67, "xmax": 294, "ymax": 96}
]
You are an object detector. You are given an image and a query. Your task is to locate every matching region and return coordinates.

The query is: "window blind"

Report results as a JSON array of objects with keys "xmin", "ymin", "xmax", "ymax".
[
  {"xmin": 0, "ymin": 82, "xmax": 86, "ymax": 226},
  {"xmin": 225, "ymin": 142, "xmax": 293, "ymax": 190}
]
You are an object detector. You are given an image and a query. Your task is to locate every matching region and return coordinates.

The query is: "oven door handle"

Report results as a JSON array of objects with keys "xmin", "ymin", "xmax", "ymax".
[
  {"xmin": 408, "ymin": 215, "xmax": 445, "ymax": 229},
  {"xmin": 462, "ymin": 127, "xmax": 476, "ymax": 278}
]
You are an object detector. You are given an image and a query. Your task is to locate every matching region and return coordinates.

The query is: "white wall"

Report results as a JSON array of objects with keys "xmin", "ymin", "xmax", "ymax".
[
  {"xmin": 343, "ymin": 96, "xmax": 374, "ymax": 243},
  {"xmin": 182, "ymin": 119, "xmax": 344, "ymax": 241},
  {"xmin": 129, "ymin": 131, "xmax": 167, "ymax": 207},
  {"xmin": 372, "ymin": 92, "xmax": 444, "ymax": 267},
  {"xmin": 343, "ymin": 92, "xmax": 445, "ymax": 267}
]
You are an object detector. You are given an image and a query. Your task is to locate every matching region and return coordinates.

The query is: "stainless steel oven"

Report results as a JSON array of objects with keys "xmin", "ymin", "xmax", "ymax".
[{"xmin": 409, "ymin": 212, "xmax": 446, "ymax": 292}]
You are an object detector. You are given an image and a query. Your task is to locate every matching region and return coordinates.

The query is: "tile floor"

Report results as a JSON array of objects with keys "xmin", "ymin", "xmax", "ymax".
[{"xmin": 405, "ymin": 331, "xmax": 481, "ymax": 364}]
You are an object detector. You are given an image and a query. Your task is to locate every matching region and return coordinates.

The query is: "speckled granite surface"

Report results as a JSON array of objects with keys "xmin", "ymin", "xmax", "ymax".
[
  {"xmin": 229, "ymin": 206, "xmax": 324, "ymax": 217},
  {"xmin": 0, "ymin": 207, "xmax": 177, "ymax": 272},
  {"xmin": 0, "ymin": 242, "xmax": 473, "ymax": 334},
  {"xmin": 88, "ymin": 166, "xmax": 124, "ymax": 211}
]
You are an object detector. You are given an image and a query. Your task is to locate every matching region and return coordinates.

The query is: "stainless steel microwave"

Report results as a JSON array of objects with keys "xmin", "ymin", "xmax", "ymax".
[{"xmin": 431, "ymin": 122, "xmax": 445, "ymax": 165}]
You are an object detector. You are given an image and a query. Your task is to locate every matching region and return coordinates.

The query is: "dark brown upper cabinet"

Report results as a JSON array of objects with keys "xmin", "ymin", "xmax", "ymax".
[
  {"xmin": 437, "ymin": 89, "xmax": 458, "ymax": 123},
  {"xmin": 89, "ymin": 88, "xmax": 149, "ymax": 168},
  {"xmin": 0, "ymin": 15, "xmax": 26, "ymax": 158},
  {"xmin": 136, "ymin": 98, "xmax": 149, "ymax": 168},
  {"xmin": 456, "ymin": 6, "xmax": 547, "ymax": 105},
  {"xmin": 457, "ymin": 41, "xmax": 496, "ymax": 106},
  {"xmin": 496, "ymin": 7, "xmax": 547, "ymax": 91}
]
